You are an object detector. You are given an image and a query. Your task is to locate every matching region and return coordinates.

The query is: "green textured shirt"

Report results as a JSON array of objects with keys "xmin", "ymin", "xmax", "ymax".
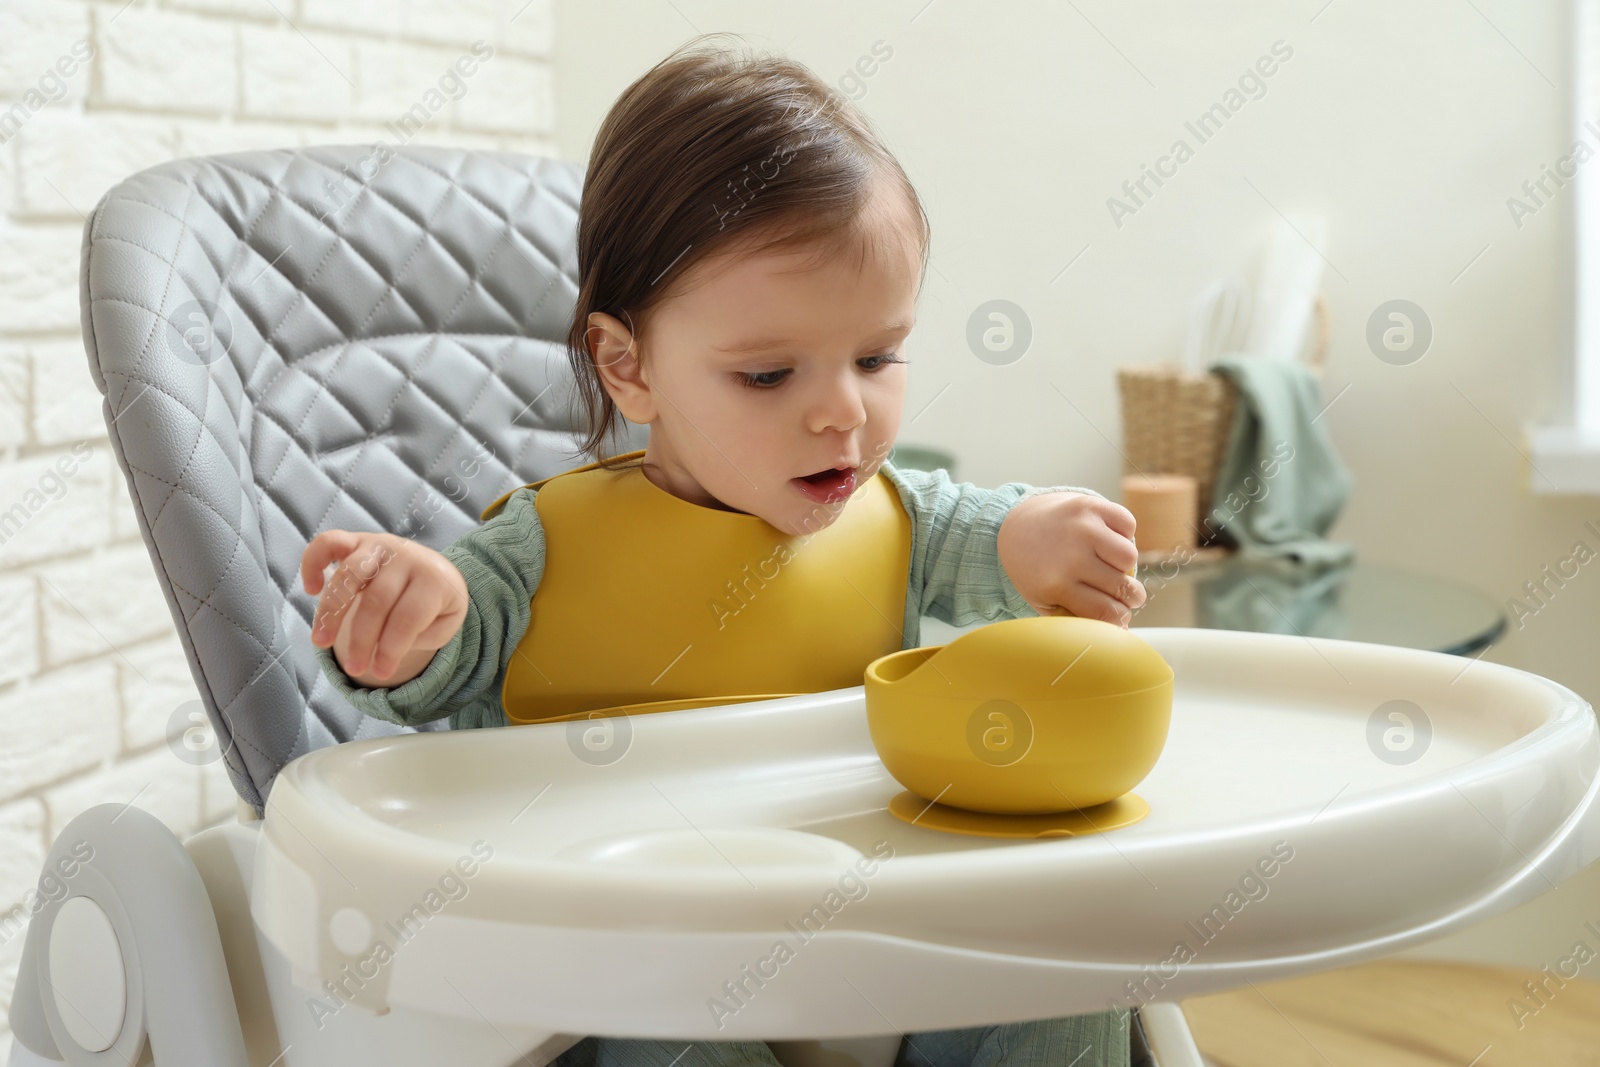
[{"xmin": 314, "ymin": 462, "xmax": 1101, "ymax": 731}]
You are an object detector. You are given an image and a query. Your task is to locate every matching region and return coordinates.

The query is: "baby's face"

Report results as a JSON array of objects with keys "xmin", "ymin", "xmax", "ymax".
[{"xmin": 606, "ymin": 204, "xmax": 922, "ymax": 536}]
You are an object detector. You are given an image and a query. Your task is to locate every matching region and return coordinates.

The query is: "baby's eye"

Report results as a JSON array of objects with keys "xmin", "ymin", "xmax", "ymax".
[
  {"xmin": 736, "ymin": 353, "xmax": 906, "ymax": 391},
  {"xmin": 738, "ymin": 368, "xmax": 790, "ymax": 389}
]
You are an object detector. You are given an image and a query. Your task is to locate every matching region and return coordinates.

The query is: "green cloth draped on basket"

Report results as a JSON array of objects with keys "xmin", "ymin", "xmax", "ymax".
[{"xmin": 1206, "ymin": 354, "xmax": 1355, "ymax": 566}]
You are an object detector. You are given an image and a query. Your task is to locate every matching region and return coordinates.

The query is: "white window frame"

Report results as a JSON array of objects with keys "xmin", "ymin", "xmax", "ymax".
[{"xmin": 1532, "ymin": 0, "xmax": 1600, "ymax": 491}]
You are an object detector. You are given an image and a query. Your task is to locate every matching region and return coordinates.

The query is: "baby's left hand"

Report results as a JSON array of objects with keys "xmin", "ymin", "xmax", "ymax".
[{"xmin": 996, "ymin": 492, "xmax": 1146, "ymax": 627}]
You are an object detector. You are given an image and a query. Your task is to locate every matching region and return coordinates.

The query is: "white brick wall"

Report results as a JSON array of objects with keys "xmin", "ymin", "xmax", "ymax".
[{"xmin": 0, "ymin": 1, "xmax": 560, "ymax": 1056}]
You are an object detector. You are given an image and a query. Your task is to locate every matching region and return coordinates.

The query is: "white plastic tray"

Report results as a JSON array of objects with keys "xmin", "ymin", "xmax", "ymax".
[{"xmin": 251, "ymin": 628, "xmax": 1600, "ymax": 1039}]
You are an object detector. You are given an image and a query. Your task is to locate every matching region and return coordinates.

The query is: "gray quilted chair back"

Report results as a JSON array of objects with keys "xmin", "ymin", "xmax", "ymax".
[{"xmin": 79, "ymin": 145, "xmax": 646, "ymax": 818}]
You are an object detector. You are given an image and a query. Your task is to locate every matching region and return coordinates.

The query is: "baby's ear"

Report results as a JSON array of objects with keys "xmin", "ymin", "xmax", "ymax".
[{"xmin": 588, "ymin": 312, "xmax": 655, "ymax": 422}]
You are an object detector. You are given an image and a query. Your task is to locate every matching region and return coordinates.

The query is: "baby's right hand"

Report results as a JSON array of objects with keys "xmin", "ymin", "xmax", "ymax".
[{"xmin": 300, "ymin": 530, "xmax": 469, "ymax": 682}]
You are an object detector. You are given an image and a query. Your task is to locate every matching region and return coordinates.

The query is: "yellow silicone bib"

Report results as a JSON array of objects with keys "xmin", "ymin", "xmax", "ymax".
[{"xmin": 482, "ymin": 451, "xmax": 912, "ymax": 725}]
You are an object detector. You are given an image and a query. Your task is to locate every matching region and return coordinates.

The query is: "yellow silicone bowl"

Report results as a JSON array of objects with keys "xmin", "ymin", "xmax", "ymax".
[{"xmin": 863, "ymin": 616, "xmax": 1173, "ymax": 814}]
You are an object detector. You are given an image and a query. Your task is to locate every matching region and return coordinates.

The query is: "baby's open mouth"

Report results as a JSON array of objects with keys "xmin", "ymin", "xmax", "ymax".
[{"xmin": 791, "ymin": 466, "xmax": 858, "ymax": 504}]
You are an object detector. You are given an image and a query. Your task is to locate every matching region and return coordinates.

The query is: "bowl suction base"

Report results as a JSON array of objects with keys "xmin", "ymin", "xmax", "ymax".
[{"xmin": 886, "ymin": 790, "xmax": 1150, "ymax": 838}]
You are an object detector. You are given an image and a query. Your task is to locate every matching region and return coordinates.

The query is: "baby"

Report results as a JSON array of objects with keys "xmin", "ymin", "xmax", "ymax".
[{"xmin": 302, "ymin": 33, "xmax": 1144, "ymax": 1067}]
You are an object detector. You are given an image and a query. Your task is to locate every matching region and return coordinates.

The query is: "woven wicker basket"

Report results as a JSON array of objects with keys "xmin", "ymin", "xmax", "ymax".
[{"xmin": 1116, "ymin": 296, "xmax": 1329, "ymax": 540}]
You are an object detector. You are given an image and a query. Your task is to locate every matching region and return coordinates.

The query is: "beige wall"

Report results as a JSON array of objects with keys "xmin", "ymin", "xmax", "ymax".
[{"xmin": 554, "ymin": 1, "xmax": 1600, "ymax": 971}]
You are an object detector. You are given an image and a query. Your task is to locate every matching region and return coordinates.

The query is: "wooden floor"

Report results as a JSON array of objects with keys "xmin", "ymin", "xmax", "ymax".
[{"xmin": 1181, "ymin": 960, "xmax": 1600, "ymax": 1067}]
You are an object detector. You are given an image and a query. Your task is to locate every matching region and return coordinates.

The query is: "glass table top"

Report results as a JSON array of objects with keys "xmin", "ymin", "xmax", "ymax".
[
  {"xmin": 921, "ymin": 556, "xmax": 1506, "ymax": 657},
  {"xmin": 1129, "ymin": 554, "xmax": 1506, "ymax": 656}
]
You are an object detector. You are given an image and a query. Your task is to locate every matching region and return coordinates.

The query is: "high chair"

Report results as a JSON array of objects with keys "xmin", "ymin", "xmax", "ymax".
[{"xmin": 8, "ymin": 145, "xmax": 1599, "ymax": 1067}]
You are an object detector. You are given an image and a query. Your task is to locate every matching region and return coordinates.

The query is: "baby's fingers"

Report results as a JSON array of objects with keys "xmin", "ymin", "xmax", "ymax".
[
  {"xmin": 370, "ymin": 578, "xmax": 439, "ymax": 680},
  {"xmin": 341, "ymin": 560, "xmax": 409, "ymax": 675},
  {"xmin": 1092, "ymin": 527, "xmax": 1140, "ymax": 576},
  {"xmin": 310, "ymin": 539, "xmax": 394, "ymax": 647},
  {"xmin": 310, "ymin": 560, "xmax": 368, "ymax": 647},
  {"xmin": 301, "ymin": 529, "xmax": 364, "ymax": 595},
  {"xmin": 1082, "ymin": 557, "xmax": 1146, "ymax": 611},
  {"xmin": 1067, "ymin": 583, "xmax": 1133, "ymax": 628},
  {"xmin": 1088, "ymin": 498, "xmax": 1138, "ymax": 542}
]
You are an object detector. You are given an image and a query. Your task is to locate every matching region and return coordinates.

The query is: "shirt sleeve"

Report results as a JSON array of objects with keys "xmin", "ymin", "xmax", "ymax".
[
  {"xmin": 312, "ymin": 486, "xmax": 544, "ymax": 729},
  {"xmin": 879, "ymin": 461, "xmax": 1104, "ymax": 632}
]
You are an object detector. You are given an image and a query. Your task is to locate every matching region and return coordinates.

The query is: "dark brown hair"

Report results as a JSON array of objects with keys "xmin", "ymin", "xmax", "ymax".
[{"xmin": 564, "ymin": 32, "xmax": 932, "ymax": 469}]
